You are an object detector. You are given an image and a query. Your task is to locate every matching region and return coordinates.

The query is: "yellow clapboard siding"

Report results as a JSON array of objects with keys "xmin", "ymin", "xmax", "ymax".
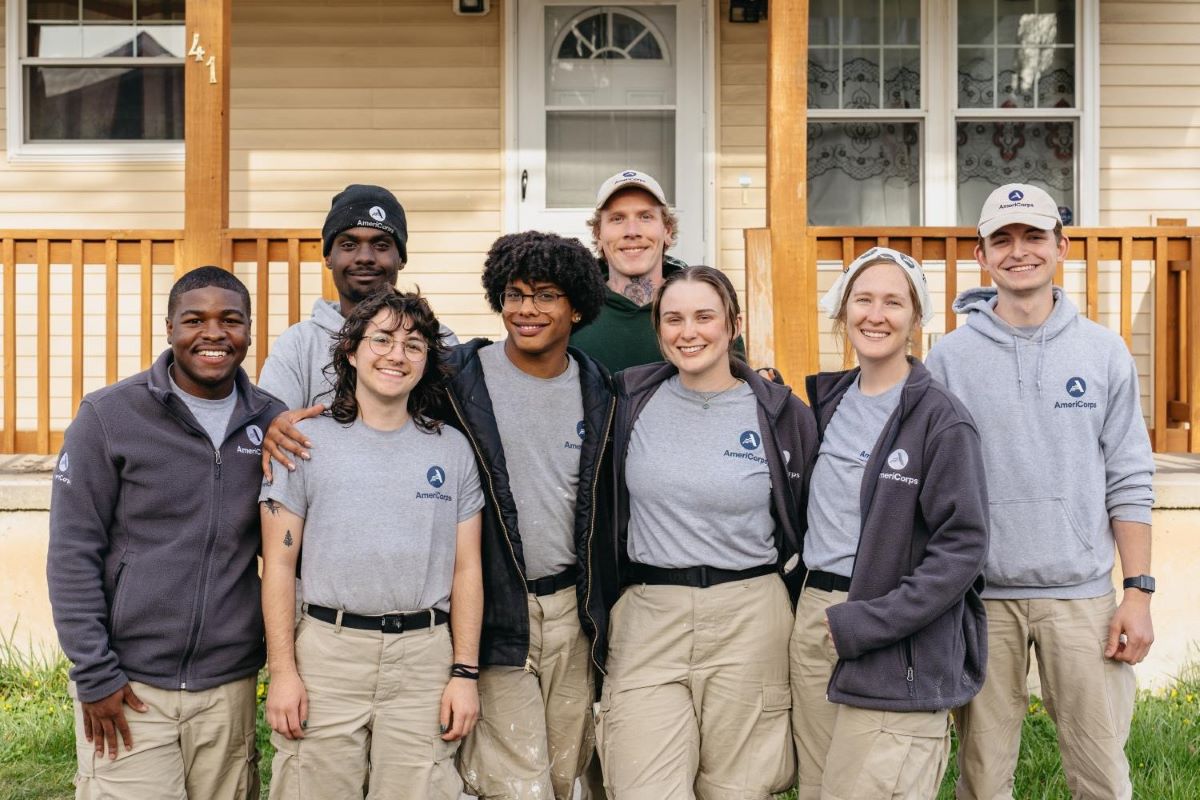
[
  {"xmin": 1102, "ymin": 2, "xmax": 1200, "ymax": 24},
  {"xmin": 1101, "ymin": 44, "xmax": 1200, "ymax": 65},
  {"xmin": 232, "ymin": 108, "xmax": 500, "ymax": 131},
  {"xmin": 1100, "ymin": 22, "xmax": 1200, "ymax": 45},
  {"xmin": 237, "ymin": 170, "xmax": 499, "ymax": 192},
  {"xmin": 232, "ymin": 88, "xmax": 499, "ymax": 109},
  {"xmin": 234, "ymin": 46, "xmax": 500, "ymax": 68},
  {"xmin": 233, "ymin": 67, "xmax": 501, "ymax": 89},
  {"xmin": 1100, "ymin": 169, "xmax": 1200, "ymax": 190},
  {"xmin": 1102, "ymin": 129, "xmax": 1200, "ymax": 148},
  {"xmin": 231, "ymin": 191, "xmax": 500, "ymax": 213},
  {"xmin": 1101, "ymin": 107, "xmax": 1200, "ymax": 127},
  {"xmin": 230, "ymin": 128, "xmax": 499, "ymax": 150},
  {"xmin": 1100, "ymin": 65, "xmax": 1200, "ymax": 86}
]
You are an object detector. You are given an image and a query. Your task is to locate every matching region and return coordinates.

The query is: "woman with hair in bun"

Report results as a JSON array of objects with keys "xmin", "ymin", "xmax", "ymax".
[{"xmin": 597, "ymin": 265, "xmax": 816, "ymax": 799}]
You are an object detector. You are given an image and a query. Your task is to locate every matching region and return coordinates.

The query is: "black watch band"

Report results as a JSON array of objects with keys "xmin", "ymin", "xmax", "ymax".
[{"xmin": 1122, "ymin": 575, "xmax": 1155, "ymax": 594}]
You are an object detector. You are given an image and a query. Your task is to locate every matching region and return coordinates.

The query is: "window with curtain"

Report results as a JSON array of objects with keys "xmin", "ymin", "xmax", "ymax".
[
  {"xmin": 19, "ymin": 0, "xmax": 185, "ymax": 142},
  {"xmin": 806, "ymin": 0, "xmax": 1082, "ymax": 227}
]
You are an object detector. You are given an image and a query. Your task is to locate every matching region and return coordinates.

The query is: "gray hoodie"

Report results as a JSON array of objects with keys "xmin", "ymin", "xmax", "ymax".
[
  {"xmin": 925, "ymin": 287, "xmax": 1154, "ymax": 600},
  {"xmin": 259, "ymin": 298, "xmax": 459, "ymax": 410}
]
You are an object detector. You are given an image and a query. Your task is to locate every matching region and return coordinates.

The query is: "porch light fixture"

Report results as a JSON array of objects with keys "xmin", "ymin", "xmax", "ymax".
[
  {"xmin": 729, "ymin": 0, "xmax": 766, "ymax": 23},
  {"xmin": 453, "ymin": 0, "xmax": 490, "ymax": 15}
]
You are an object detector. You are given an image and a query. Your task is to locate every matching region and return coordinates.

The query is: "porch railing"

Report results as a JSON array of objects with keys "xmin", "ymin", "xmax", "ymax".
[
  {"xmin": 2, "ymin": 226, "xmax": 1197, "ymax": 454},
  {"xmin": 745, "ymin": 224, "xmax": 1199, "ymax": 453}
]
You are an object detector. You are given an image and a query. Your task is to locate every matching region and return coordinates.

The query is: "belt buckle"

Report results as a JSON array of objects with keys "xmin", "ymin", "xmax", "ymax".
[
  {"xmin": 381, "ymin": 614, "xmax": 405, "ymax": 633},
  {"xmin": 697, "ymin": 566, "xmax": 710, "ymax": 588}
]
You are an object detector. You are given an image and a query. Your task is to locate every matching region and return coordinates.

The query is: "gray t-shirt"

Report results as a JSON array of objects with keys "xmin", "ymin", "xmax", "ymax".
[
  {"xmin": 805, "ymin": 377, "xmax": 903, "ymax": 578},
  {"xmin": 169, "ymin": 370, "xmax": 237, "ymax": 448},
  {"xmin": 260, "ymin": 415, "xmax": 484, "ymax": 615},
  {"xmin": 625, "ymin": 377, "xmax": 775, "ymax": 570},
  {"xmin": 479, "ymin": 342, "xmax": 583, "ymax": 580}
]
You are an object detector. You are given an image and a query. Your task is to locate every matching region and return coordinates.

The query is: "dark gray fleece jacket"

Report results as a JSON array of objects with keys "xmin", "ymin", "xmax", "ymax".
[
  {"xmin": 48, "ymin": 350, "xmax": 286, "ymax": 703},
  {"xmin": 808, "ymin": 359, "xmax": 990, "ymax": 712}
]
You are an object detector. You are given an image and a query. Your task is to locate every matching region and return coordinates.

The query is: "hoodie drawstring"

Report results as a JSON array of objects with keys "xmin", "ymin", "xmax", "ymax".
[
  {"xmin": 1013, "ymin": 332, "xmax": 1025, "ymax": 398},
  {"xmin": 1035, "ymin": 326, "xmax": 1048, "ymax": 396}
]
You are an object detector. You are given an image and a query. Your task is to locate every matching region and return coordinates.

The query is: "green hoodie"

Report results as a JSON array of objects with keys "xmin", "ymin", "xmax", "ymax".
[{"xmin": 570, "ymin": 254, "xmax": 745, "ymax": 375}]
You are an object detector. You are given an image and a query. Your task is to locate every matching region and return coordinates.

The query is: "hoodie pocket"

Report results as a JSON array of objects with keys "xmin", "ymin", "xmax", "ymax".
[
  {"xmin": 108, "ymin": 561, "xmax": 130, "ymax": 633},
  {"xmin": 986, "ymin": 497, "xmax": 1099, "ymax": 587}
]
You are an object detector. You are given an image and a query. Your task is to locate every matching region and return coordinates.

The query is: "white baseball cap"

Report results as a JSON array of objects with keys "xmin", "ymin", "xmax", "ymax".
[
  {"xmin": 595, "ymin": 170, "xmax": 668, "ymax": 210},
  {"xmin": 977, "ymin": 183, "xmax": 1063, "ymax": 238},
  {"xmin": 819, "ymin": 246, "xmax": 935, "ymax": 326}
]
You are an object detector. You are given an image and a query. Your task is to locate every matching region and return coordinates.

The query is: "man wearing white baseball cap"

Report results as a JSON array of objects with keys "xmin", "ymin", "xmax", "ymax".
[{"xmin": 926, "ymin": 183, "xmax": 1155, "ymax": 800}]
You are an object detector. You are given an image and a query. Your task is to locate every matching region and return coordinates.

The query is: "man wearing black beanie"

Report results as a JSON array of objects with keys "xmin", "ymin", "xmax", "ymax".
[{"xmin": 259, "ymin": 184, "xmax": 458, "ymax": 477}]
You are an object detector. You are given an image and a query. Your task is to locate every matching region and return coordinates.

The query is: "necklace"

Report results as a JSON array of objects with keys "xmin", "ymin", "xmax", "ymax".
[{"xmin": 695, "ymin": 378, "xmax": 742, "ymax": 409}]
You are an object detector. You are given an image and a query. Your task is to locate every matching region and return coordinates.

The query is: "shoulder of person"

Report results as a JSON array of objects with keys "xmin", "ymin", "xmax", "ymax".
[{"xmin": 81, "ymin": 368, "xmax": 153, "ymax": 415}]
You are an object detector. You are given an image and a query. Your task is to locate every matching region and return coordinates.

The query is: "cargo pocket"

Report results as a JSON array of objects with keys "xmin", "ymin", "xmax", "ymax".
[
  {"xmin": 430, "ymin": 734, "xmax": 461, "ymax": 800},
  {"xmin": 751, "ymin": 683, "xmax": 796, "ymax": 794},
  {"xmin": 267, "ymin": 731, "xmax": 301, "ymax": 800}
]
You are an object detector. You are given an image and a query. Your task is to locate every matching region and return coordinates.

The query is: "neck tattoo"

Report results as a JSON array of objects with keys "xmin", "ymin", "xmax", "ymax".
[
  {"xmin": 696, "ymin": 378, "xmax": 742, "ymax": 409},
  {"xmin": 621, "ymin": 276, "xmax": 656, "ymax": 306}
]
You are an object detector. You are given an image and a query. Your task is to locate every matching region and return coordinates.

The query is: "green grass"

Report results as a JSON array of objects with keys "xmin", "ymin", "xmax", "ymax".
[{"xmin": 4, "ymin": 635, "xmax": 1198, "ymax": 800}]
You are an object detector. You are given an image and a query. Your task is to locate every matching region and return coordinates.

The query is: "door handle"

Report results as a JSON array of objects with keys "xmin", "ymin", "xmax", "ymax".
[{"xmin": 521, "ymin": 169, "xmax": 528, "ymax": 201}]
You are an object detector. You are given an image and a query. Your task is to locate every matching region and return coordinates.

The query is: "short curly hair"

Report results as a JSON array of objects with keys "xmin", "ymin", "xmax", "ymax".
[
  {"xmin": 323, "ymin": 287, "xmax": 450, "ymax": 433},
  {"xmin": 481, "ymin": 231, "xmax": 606, "ymax": 331}
]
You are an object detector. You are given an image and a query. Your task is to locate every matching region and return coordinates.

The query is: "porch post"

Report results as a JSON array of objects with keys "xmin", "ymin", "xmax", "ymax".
[
  {"xmin": 180, "ymin": 0, "xmax": 231, "ymax": 274},
  {"xmin": 766, "ymin": 0, "xmax": 817, "ymax": 379}
]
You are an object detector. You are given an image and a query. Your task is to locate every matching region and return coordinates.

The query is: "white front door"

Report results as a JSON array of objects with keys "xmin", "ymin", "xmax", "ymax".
[{"xmin": 512, "ymin": 1, "xmax": 710, "ymax": 264}]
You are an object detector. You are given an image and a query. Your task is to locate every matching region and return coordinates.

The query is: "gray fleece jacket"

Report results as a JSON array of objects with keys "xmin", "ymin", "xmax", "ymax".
[
  {"xmin": 925, "ymin": 287, "xmax": 1154, "ymax": 600},
  {"xmin": 48, "ymin": 351, "xmax": 286, "ymax": 702},
  {"xmin": 259, "ymin": 298, "xmax": 459, "ymax": 409}
]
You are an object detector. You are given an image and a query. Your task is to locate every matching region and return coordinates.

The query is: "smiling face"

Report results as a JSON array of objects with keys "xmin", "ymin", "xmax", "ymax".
[
  {"xmin": 597, "ymin": 188, "xmax": 671, "ymax": 282},
  {"xmin": 501, "ymin": 278, "xmax": 577, "ymax": 367},
  {"xmin": 841, "ymin": 262, "xmax": 918, "ymax": 369},
  {"xmin": 348, "ymin": 309, "xmax": 428, "ymax": 408},
  {"xmin": 656, "ymin": 278, "xmax": 740, "ymax": 389},
  {"xmin": 326, "ymin": 227, "xmax": 404, "ymax": 312},
  {"xmin": 975, "ymin": 223, "xmax": 1068, "ymax": 299},
  {"xmin": 166, "ymin": 286, "xmax": 250, "ymax": 400}
]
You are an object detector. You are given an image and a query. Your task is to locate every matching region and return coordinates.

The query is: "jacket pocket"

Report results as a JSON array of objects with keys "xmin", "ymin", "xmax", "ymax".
[
  {"xmin": 829, "ymin": 643, "xmax": 912, "ymax": 703},
  {"xmin": 986, "ymin": 497, "xmax": 1100, "ymax": 587},
  {"xmin": 107, "ymin": 560, "xmax": 130, "ymax": 634}
]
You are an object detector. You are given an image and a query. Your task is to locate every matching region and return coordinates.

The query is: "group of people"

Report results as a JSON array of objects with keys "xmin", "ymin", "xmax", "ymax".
[{"xmin": 47, "ymin": 170, "xmax": 1155, "ymax": 800}]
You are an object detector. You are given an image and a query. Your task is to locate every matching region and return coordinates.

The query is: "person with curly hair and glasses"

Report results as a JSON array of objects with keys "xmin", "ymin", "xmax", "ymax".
[
  {"xmin": 436, "ymin": 231, "xmax": 615, "ymax": 800},
  {"xmin": 259, "ymin": 288, "xmax": 484, "ymax": 799}
]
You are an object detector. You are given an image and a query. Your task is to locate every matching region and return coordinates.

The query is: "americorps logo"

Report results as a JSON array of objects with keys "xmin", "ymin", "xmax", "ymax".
[
  {"xmin": 1008, "ymin": 189, "xmax": 1024, "ymax": 202},
  {"xmin": 879, "ymin": 448, "xmax": 918, "ymax": 486},
  {"xmin": 887, "ymin": 449, "xmax": 909, "ymax": 470},
  {"xmin": 622, "ymin": 170, "xmax": 637, "ymax": 178},
  {"xmin": 246, "ymin": 425, "xmax": 264, "ymax": 446},
  {"xmin": 55, "ymin": 452, "xmax": 71, "ymax": 485},
  {"xmin": 368, "ymin": 205, "xmax": 386, "ymax": 222},
  {"xmin": 724, "ymin": 430, "xmax": 766, "ymax": 464},
  {"xmin": 1056, "ymin": 375, "xmax": 1098, "ymax": 409},
  {"xmin": 426, "ymin": 466, "xmax": 445, "ymax": 488}
]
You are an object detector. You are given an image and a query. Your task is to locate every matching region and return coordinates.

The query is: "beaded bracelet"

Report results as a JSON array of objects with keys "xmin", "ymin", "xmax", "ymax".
[{"xmin": 450, "ymin": 663, "xmax": 480, "ymax": 680}]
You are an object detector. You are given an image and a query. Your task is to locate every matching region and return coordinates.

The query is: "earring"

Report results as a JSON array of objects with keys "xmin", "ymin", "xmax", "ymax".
[{"xmin": 572, "ymin": 314, "xmax": 581, "ymax": 323}]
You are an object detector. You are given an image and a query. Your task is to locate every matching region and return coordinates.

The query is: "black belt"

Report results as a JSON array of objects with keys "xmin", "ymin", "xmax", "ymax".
[
  {"xmin": 526, "ymin": 565, "xmax": 578, "ymax": 597},
  {"xmin": 806, "ymin": 570, "xmax": 851, "ymax": 593},
  {"xmin": 305, "ymin": 604, "xmax": 448, "ymax": 634},
  {"xmin": 623, "ymin": 562, "xmax": 776, "ymax": 589}
]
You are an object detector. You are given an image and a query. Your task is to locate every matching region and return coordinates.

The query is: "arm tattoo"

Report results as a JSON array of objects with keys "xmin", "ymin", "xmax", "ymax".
[
  {"xmin": 622, "ymin": 276, "xmax": 656, "ymax": 306},
  {"xmin": 265, "ymin": 499, "xmax": 281, "ymax": 516},
  {"xmin": 283, "ymin": 530, "xmax": 294, "ymax": 547}
]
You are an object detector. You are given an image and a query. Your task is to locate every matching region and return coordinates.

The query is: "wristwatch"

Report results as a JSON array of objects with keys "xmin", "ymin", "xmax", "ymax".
[{"xmin": 1122, "ymin": 575, "xmax": 1156, "ymax": 594}]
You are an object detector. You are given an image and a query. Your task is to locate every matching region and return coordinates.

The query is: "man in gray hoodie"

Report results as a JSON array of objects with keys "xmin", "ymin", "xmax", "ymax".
[
  {"xmin": 926, "ymin": 183, "xmax": 1155, "ymax": 800},
  {"xmin": 259, "ymin": 184, "xmax": 457, "ymax": 475}
]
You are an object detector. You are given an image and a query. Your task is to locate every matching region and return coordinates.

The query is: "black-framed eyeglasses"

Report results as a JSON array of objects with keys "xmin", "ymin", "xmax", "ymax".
[
  {"xmin": 365, "ymin": 332, "xmax": 429, "ymax": 361},
  {"xmin": 501, "ymin": 289, "xmax": 568, "ymax": 312}
]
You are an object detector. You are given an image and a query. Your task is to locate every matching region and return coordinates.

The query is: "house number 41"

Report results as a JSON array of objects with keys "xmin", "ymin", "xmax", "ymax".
[{"xmin": 188, "ymin": 33, "xmax": 218, "ymax": 84}]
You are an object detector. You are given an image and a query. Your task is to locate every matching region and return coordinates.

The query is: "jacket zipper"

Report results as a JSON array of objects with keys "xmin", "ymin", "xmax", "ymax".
[
  {"xmin": 584, "ymin": 396, "xmax": 617, "ymax": 676},
  {"xmin": 178, "ymin": 445, "xmax": 223, "ymax": 689},
  {"xmin": 446, "ymin": 390, "xmax": 526, "ymax": 586},
  {"xmin": 904, "ymin": 636, "xmax": 915, "ymax": 695}
]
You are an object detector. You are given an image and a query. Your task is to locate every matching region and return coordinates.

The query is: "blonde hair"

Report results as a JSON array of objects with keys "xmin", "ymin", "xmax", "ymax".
[{"xmin": 587, "ymin": 191, "xmax": 679, "ymax": 255}]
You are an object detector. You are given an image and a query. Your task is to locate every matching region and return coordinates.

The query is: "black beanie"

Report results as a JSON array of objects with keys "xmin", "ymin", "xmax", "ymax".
[{"xmin": 321, "ymin": 184, "xmax": 408, "ymax": 261}]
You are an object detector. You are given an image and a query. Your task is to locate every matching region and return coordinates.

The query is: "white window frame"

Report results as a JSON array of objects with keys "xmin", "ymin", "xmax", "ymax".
[
  {"xmin": 807, "ymin": 0, "xmax": 1098, "ymax": 226},
  {"xmin": 5, "ymin": 0, "xmax": 185, "ymax": 164}
]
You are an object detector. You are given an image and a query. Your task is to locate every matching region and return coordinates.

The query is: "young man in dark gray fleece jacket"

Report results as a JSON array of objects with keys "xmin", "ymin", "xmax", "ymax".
[{"xmin": 48, "ymin": 267, "xmax": 286, "ymax": 800}]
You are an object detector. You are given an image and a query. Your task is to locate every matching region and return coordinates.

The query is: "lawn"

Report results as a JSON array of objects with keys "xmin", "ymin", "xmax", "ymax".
[{"xmin": 3, "ymin": 635, "xmax": 1197, "ymax": 800}]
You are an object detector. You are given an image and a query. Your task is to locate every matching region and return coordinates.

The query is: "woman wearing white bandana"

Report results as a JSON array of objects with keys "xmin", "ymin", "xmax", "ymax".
[{"xmin": 790, "ymin": 247, "xmax": 990, "ymax": 799}]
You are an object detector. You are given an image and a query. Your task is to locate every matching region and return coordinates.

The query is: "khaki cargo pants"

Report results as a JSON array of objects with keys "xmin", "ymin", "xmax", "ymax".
[
  {"xmin": 954, "ymin": 593, "xmax": 1136, "ymax": 800},
  {"xmin": 457, "ymin": 585, "xmax": 595, "ymax": 800},
  {"xmin": 268, "ymin": 614, "xmax": 461, "ymax": 800},
  {"xmin": 596, "ymin": 574, "xmax": 795, "ymax": 800},
  {"xmin": 789, "ymin": 584, "xmax": 951, "ymax": 800},
  {"xmin": 70, "ymin": 675, "xmax": 259, "ymax": 800}
]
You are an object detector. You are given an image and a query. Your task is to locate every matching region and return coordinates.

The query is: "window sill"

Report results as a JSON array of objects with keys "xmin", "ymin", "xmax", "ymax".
[{"xmin": 6, "ymin": 142, "xmax": 185, "ymax": 165}]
